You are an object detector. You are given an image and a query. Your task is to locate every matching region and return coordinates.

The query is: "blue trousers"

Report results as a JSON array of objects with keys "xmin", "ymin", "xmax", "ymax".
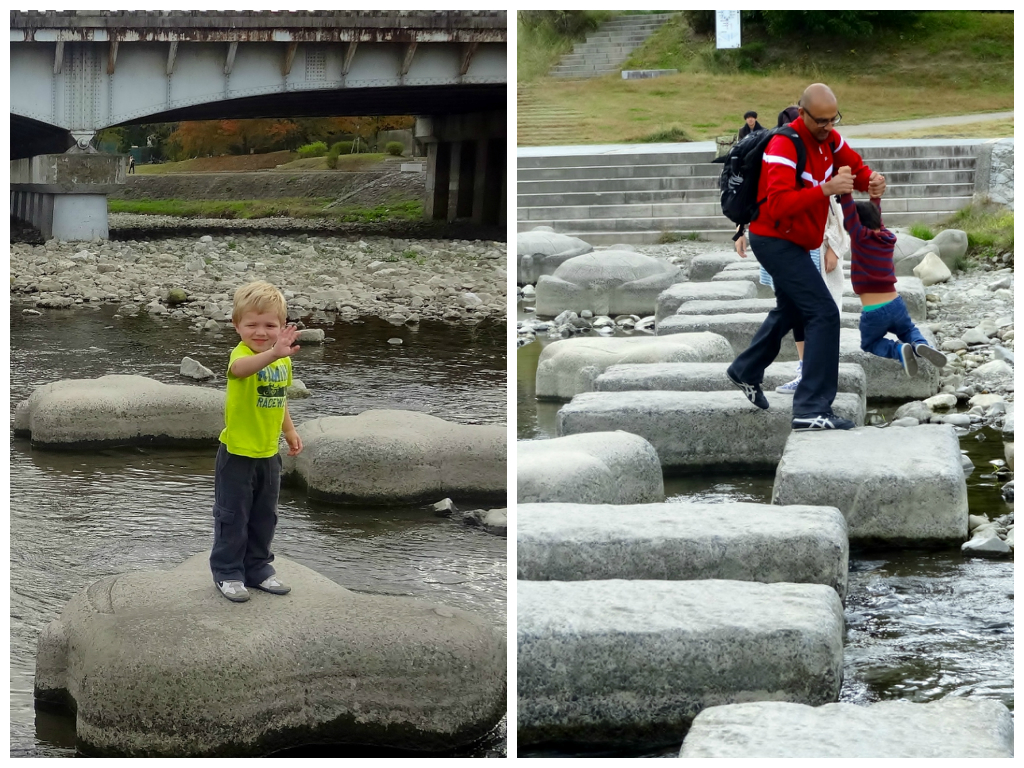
[
  {"xmin": 732, "ymin": 233, "xmax": 840, "ymax": 418},
  {"xmin": 859, "ymin": 296, "xmax": 928, "ymax": 360},
  {"xmin": 209, "ymin": 444, "xmax": 280, "ymax": 585}
]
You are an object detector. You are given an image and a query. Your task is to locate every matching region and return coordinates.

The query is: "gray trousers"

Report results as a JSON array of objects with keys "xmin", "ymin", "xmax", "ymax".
[{"xmin": 210, "ymin": 444, "xmax": 281, "ymax": 585}]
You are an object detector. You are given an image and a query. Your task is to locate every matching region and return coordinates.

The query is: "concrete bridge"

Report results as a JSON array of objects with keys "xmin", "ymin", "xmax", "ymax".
[{"xmin": 10, "ymin": 10, "xmax": 507, "ymax": 239}]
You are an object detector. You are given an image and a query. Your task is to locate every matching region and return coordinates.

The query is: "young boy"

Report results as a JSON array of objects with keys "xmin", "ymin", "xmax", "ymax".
[
  {"xmin": 838, "ymin": 180, "xmax": 947, "ymax": 376},
  {"xmin": 211, "ymin": 281, "xmax": 303, "ymax": 602}
]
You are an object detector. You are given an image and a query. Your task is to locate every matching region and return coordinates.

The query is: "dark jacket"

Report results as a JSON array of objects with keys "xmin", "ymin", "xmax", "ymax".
[{"xmin": 737, "ymin": 121, "xmax": 765, "ymax": 141}]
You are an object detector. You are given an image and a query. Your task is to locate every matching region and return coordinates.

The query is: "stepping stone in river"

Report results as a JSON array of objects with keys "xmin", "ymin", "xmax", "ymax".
[
  {"xmin": 657, "ymin": 312, "xmax": 863, "ymax": 358},
  {"xmin": 535, "ymin": 251, "xmax": 683, "ymax": 318},
  {"xmin": 678, "ymin": 698, "xmax": 1014, "ymax": 758},
  {"xmin": 35, "ymin": 553, "xmax": 505, "ymax": 757},
  {"xmin": 517, "ymin": 432, "xmax": 663, "ymax": 505},
  {"xmin": 842, "ymin": 276, "xmax": 927, "ymax": 321},
  {"xmin": 557, "ymin": 390, "xmax": 865, "ymax": 471},
  {"xmin": 282, "ymin": 410, "xmax": 506, "ymax": 504},
  {"xmin": 688, "ymin": 250, "xmax": 744, "ymax": 281},
  {"xmin": 773, "ymin": 424, "xmax": 968, "ymax": 546},
  {"xmin": 517, "ymin": 228, "xmax": 592, "ymax": 285},
  {"xmin": 710, "ymin": 269, "xmax": 776, "ymax": 299},
  {"xmin": 536, "ymin": 333, "xmax": 733, "ymax": 400},
  {"xmin": 517, "ymin": 579, "xmax": 844, "ymax": 751},
  {"xmin": 655, "ymin": 281, "xmax": 757, "ymax": 323},
  {"xmin": 518, "ymin": 501, "xmax": 849, "ymax": 600},
  {"xmin": 13, "ymin": 374, "xmax": 224, "ymax": 448},
  {"xmin": 838, "ymin": 327, "xmax": 940, "ymax": 400},
  {"xmin": 676, "ymin": 297, "xmax": 778, "ymax": 315},
  {"xmin": 594, "ymin": 361, "xmax": 866, "ymax": 403}
]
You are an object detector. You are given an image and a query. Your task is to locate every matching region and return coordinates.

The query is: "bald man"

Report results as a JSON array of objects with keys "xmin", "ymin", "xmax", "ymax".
[{"xmin": 726, "ymin": 83, "xmax": 886, "ymax": 432}]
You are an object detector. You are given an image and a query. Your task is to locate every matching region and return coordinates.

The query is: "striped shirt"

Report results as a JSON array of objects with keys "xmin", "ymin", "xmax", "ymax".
[{"xmin": 840, "ymin": 193, "xmax": 898, "ymax": 294}]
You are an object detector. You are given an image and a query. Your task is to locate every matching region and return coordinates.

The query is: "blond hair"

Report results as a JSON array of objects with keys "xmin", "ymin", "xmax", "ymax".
[{"xmin": 231, "ymin": 281, "xmax": 287, "ymax": 324}]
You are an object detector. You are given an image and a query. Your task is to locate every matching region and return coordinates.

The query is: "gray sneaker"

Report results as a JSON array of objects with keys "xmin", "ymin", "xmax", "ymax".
[
  {"xmin": 914, "ymin": 343, "xmax": 948, "ymax": 368},
  {"xmin": 250, "ymin": 575, "xmax": 291, "ymax": 595},
  {"xmin": 217, "ymin": 580, "xmax": 250, "ymax": 603}
]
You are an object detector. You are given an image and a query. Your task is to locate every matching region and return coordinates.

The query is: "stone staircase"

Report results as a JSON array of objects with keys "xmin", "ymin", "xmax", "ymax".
[
  {"xmin": 549, "ymin": 13, "xmax": 677, "ymax": 79},
  {"xmin": 517, "ymin": 86, "xmax": 587, "ymax": 147},
  {"xmin": 517, "ymin": 141, "xmax": 985, "ymax": 246}
]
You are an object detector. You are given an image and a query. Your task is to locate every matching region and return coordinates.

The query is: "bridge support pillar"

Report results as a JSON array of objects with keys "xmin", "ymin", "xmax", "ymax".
[
  {"xmin": 416, "ymin": 111, "xmax": 505, "ymax": 227},
  {"xmin": 10, "ymin": 153, "xmax": 125, "ymax": 240}
]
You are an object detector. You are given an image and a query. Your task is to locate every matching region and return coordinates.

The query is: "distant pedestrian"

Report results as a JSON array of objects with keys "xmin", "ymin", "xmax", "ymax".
[
  {"xmin": 128, "ymin": 156, "xmax": 135, "ymax": 174},
  {"xmin": 737, "ymin": 110, "xmax": 764, "ymax": 141}
]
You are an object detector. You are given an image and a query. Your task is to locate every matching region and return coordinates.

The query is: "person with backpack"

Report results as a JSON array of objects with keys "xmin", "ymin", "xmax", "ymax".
[
  {"xmin": 722, "ymin": 83, "xmax": 886, "ymax": 431},
  {"xmin": 737, "ymin": 110, "xmax": 764, "ymax": 141}
]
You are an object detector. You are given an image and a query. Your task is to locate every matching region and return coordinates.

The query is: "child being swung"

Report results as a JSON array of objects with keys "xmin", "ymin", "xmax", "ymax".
[
  {"xmin": 211, "ymin": 281, "xmax": 304, "ymax": 602},
  {"xmin": 838, "ymin": 176, "xmax": 947, "ymax": 376}
]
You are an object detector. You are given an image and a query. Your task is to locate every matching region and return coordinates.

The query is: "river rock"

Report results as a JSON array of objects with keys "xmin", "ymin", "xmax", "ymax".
[
  {"xmin": 535, "ymin": 334, "xmax": 733, "ymax": 400},
  {"xmin": 517, "ymin": 579, "xmax": 844, "ymax": 751},
  {"xmin": 961, "ymin": 534, "xmax": 1011, "ymax": 557},
  {"xmin": 462, "ymin": 507, "xmax": 507, "ymax": 536},
  {"xmin": 535, "ymin": 251, "xmax": 683, "ymax": 317},
  {"xmin": 912, "ymin": 252, "xmax": 951, "ymax": 286},
  {"xmin": 296, "ymin": 328, "xmax": 326, "ymax": 343},
  {"xmin": 688, "ymin": 250, "xmax": 744, "ymax": 281},
  {"xmin": 14, "ymin": 375, "xmax": 224, "ymax": 448},
  {"xmin": 558, "ymin": 391, "xmax": 864, "ymax": 470},
  {"xmin": 286, "ymin": 378, "xmax": 310, "ymax": 399},
  {"xmin": 594, "ymin": 361, "xmax": 866, "ymax": 402},
  {"xmin": 655, "ymin": 281, "xmax": 758, "ymax": 323},
  {"xmin": 925, "ymin": 393, "xmax": 957, "ymax": 410},
  {"xmin": 518, "ymin": 432, "xmax": 663, "ymax": 505},
  {"xmin": 517, "ymin": 229, "xmax": 593, "ymax": 285},
  {"xmin": 518, "ymin": 502, "xmax": 849, "ymax": 599},
  {"xmin": 773, "ymin": 424, "xmax": 968, "ymax": 546},
  {"xmin": 678, "ymin": 698, "xmax": 1013, "ymax": 758},
  {"xmin": 894, "ymin": 400, "xmax": 931, "ymax": 422},
  {"xmin": 281, "ymin": 410, "xmax": 505, "ymax": 504},
  {"xmin": 179, "ymin": 356, "xmax": 215, "ymax": 380},
  {"xmin": 34, "ymin": 553, "xmax": 505, "ymax": 756},
  {"xmin": 973, "ymin": 359, "xmax": 1013, "ymax": 384}
]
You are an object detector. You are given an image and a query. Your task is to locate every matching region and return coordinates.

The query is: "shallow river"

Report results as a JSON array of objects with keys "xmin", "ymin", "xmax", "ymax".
[
  {"xmin": 517, "ymin": 332, "xmax": 1013, "ymax": 758},
  {"xmin": 10, "ymin": 306, "xmax": 507, "ymax": 758}
]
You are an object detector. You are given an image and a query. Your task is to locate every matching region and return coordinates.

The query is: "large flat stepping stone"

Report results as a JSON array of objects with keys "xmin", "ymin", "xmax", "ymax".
[
  {"xmin": 282, "ymin": 410, "xmax": 505, "ymax": 504},
  {"xmin": 535, "ymin": 251, "xmax": 683, "ymax": 317},
  {"xmin": 773, "ymin": 424, "xmax": 968, "ymax": 546},
  {"xmin": 517, "ymin": 579, "xmax": 844, "ymax": 751},
  {"xmin": 678, "ymin": 699, "xmax": 1014, "ymax": 757},
  {"xmin": 843, "ymin": 276, "xmax": 927, "ymax": 321},
  {"xmin": 689, "ymin": 250, "xmax": 744, "ymax": 281},
  {"xmin": 517, "ymin": 229, "xmax": 592, "ymax": 284},
  {"xmin": 655, "ymin": 281, "xmax": 757, "ymax": 323},
  {"xmin": 657, "ymin": 312, "xmax": 862, "ymax": 359},
  {"xmin": 13, "ymin": 374, "xmax": 224, "ymax": 448},
  {"xmin": 839, "ymin": 327, "xmax": 940, "ymax": 399},
  {"xmin": 518, "ymin": 501, "xmax": 848, "ymax": 599},
  {"xmin": 677, "ymin": 297, "xmax": 778, "ymax": 315},
  {"xmin": 594, "ymin": 361, "xmax": 866, "ymax": 402},
  {"xmin": 558, "ymin": 391, "xmax": 865, "ymax": 471},
  {"xmin": 710, "ymin": 269, "xmax": 776, "ymax": 298},
  {"xmin": 35, "ymin": 553, "xmax": 505, "ymax": 757},
  {"xmin": 536, "ymin": 334, "xmax": 733, "ymax": 400},
  {"xmin": 518, "ymin": 432, "xmax": 663, "ymax": 505}
]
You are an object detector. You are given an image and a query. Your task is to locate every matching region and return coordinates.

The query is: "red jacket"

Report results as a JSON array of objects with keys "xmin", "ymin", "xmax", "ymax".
[{"xmin": 748, "ymin": 118, "xmax": 873, "ymax": 251}]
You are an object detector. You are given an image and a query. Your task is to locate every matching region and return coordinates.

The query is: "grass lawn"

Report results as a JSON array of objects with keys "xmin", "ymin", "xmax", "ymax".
[
  {"xmin": 109, "ymin": 197, "xmax": 423, "ymax": 223},
  {"xmin": 518, "ymin": 11, "xmax": 1013, "ymax": 145},
  {"xmin": 136, "ymin": 151, "xmax": 392, "ymax": 174}
]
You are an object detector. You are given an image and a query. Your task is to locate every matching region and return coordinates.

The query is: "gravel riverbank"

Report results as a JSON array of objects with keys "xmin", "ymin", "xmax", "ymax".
[{"xmin": 11, "ymin": 223, "xmax": 507, "ymax": 329}]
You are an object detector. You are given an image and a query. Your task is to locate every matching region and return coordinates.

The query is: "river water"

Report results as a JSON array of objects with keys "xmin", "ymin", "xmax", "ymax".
[
  {"xmin": 10, "ymin": 305, "xmax": 507, "ymax": 758},
  {"xmin": 517, "ymin": 330, "xmax": 1013, "ymax": 758}
]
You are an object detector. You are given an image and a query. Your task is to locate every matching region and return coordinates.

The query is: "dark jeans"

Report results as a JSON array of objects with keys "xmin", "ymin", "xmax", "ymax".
[
  {"xmin": 209, "ymin": 444, "xmax": 281, "ymax": 585},
  {"xmin": 859, "ymin": 296, "xmax": 928, "ymax": 360},
  {"xmin": 731, "ymin": 233, "xmax": 840, "ymax": 417}
]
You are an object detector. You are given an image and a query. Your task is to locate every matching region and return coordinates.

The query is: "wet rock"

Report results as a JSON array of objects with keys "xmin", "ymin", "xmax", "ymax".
[
  {"xmin": 968, "ymin": 514, "xmax": 989, "ymax": 531},
  {"xmin": 894, "ymin": 401, "xmax": 931, "ymax": 422},
  {"xmin": 15, "ymin": 375, "xmax": 224, "ymax": 447},
  {"xmin": 295, "ymin": 328, "xmax": 325, "ymax": 343},
  {"xmin": 891, "ymin": 417, "xmax": 920, "ymax": 427},
  {"xmin": 281, "ymin": 411, "xmax": 505, "ymax": 504},
  {"xmin": 431, "ymin": 498, "xmax": 457, "ymax": 517},
  {"xmin": 285, "ymin": 378, "xmax": 310, "ymax": 399},
  {"xmin": 1001, "ymin": 480, "xmax": 1014, "ymax": 502},
  {"xmin": 961, "ymin": 534, "xmax": 1011, "ymax": 558},
  {"xmin": 34, "ymin": 553, "xmax": 505, "ymax": 756},
  {"xmin": 462, "ymin": 507, "xmax": 507, "ymax": 536},
  {"xmin": 518, "ymin": 432, "xmax": 663, "ymax": 505},
  {"xmin": 179, "ymin": 356, "xmax": 214, "ymax": 380},
  {"xmin": 924, "ymin": 393, "xmax": 957, "ymax": 411}
]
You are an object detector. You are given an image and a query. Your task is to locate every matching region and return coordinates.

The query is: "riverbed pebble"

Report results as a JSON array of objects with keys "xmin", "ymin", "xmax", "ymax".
[{"xmin": 179, "ymin": 356, "xmax": 215, "ymax": 380}]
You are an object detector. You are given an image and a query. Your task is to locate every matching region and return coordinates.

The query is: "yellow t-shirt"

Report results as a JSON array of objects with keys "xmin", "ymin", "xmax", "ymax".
[{"xmin": 219, "ymin": 342, "xmax": 292, "ymax": 458}]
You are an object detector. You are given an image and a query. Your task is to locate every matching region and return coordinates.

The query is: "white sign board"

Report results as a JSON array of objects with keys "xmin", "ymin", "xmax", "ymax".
[{"xmin": 716, "ymin": 10, "xmax": 741, "ymax": 49}]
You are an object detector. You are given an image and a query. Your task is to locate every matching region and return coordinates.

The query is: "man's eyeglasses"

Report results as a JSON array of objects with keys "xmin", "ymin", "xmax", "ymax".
[{"xmin": 802, "ymin": 107, "xmax": 842, "ymax": 127}]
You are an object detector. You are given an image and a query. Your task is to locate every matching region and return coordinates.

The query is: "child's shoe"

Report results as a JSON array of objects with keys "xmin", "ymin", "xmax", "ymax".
[
  {"xmin": 251, "ymin": 575, "xmax": 291, "ymax": 595},
  {"xmin": 898, "ymin": 343, "xmax": 918, "ymax": 377},
  {"xmin": 775, "ymin": 360, "xmax": 803, "ymax": 394},
  {"xmin": 914, "ymin": 343, "xmax": 947, "ymax": 368},
  {"xmin": 217, "ymin": 580, "xmax": 250, "ymax": 603}
]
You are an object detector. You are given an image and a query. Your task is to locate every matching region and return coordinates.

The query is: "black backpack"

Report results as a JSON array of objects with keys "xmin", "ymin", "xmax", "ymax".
[{"xmin": 712, "ymin": 125, "xmax": 807, "ymax": 235}]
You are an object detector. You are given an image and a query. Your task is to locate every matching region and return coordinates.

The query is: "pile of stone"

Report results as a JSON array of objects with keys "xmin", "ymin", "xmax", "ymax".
[{"xmin": 11, "ymin": 233, "xmax": 506, "ymax": 328}]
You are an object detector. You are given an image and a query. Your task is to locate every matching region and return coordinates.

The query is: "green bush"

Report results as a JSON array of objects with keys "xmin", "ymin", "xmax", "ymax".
[
  {"xmin": 682, "ymin": 10, "xmax": 716, "ymax": 36},
  {"xmin": 909, "ymin": 224, "xmax": 935, "ymax": 240},
  {"xmin": 296, "ymin": 141, "xmax": 328, "ymax": 158},
  {"xmin": 325, "ymin": 148, "xmax": 339, "ymax": 170},
  {"xmin": 518, "ymin": 10, "xmax": 609, "ymax": 38},
  {"xmin": 385, "ymin": 141, "xmax": 404, "ymax": 157},
  {"xmin": 332, "ymin": 141, "xmax": 354, "ymax": 155}
]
